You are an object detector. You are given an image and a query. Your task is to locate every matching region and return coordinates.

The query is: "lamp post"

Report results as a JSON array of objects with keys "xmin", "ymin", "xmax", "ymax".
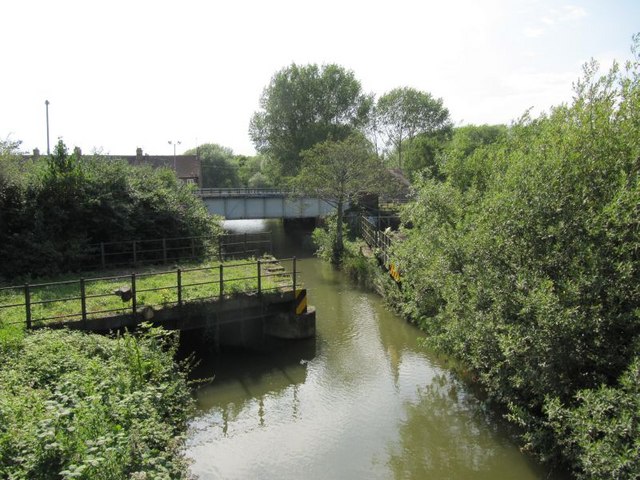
[
  {"xmin": 168, "ymin": 140, "xmax": 181, "ymax": 173},
  {"xmin": 45, "ymin": 100, "xmax": 50, "ymax": 155}
]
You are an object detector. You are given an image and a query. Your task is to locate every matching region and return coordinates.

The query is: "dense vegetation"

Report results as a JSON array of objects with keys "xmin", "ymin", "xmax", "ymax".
[
  {"xmin": 183, "ymin": 143, "xmax": 273, "ymax": 189},
  {"xmin": 0, "ymin": 328, "xmax": 193, "ymax": 479},
  {"xmin": 388, "ymin": 45, "xmax": 640, "ymax": 478},
  {"xmin": 0, "ymin": 139, "xmax": 220, "ymax": 280}
]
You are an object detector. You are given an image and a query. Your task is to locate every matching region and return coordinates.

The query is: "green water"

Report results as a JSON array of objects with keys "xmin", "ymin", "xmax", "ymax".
[{"xmin": 185, "ymin": 220, "xmax": 563, "ymax": 480}]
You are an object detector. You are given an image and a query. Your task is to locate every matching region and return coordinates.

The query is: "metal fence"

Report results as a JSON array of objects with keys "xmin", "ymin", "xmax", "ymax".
[
  {"xmin": 81, "ymin": 232, "xmax": 272, "ymax": 270},
  {"xmin": 0, "ymin": 257, "xmax": 299, "ymax": 330},
  {"xmin": 359, "ymin": 216, "xmax": 394, "ymax": 267}
]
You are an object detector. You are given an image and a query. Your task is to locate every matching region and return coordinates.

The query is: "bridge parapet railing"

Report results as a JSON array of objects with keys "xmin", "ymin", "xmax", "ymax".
[
  {"xmin": 0, "ymin": 258, "xmax": 300, "ymax": 330},
  {"xmin": 196, "ymin": 188, "xmax": 291, "ymax": 198}
]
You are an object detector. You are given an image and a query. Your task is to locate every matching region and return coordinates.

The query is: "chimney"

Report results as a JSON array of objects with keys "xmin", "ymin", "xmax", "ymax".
[
  {"xmin": 73, "ymin": 146, "xmax": 82, "ymax": 158},
  {"xmin": 136, "ymin": 147, "xmax": 143, "ymax": 162},
  {"xmin": 33, "ymin": 148, "xmax": 40, "ymax": 158}
]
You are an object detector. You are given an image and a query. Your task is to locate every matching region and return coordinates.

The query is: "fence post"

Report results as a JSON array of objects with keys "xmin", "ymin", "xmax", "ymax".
[
  {"xmin": 24, "ymin": 284, "xmax": 31, "ymax": 330},
  {"xmin": 133, "ymin": 241, "xmax": 137, "ymax": 266},
  {"xmin": 162, "ymin": 238, "xmax": 167, "ymax": 264},
  {"xmin": 100, "ymin": 242, "xmax": 106, "ymax": 269},
  {"xmin": 257, "ymin": 260, "xmax": 262, "ymax": 296},
  {"xmin": 292, "ymin": 256, "xmax": 297, "ymax": 297},
  {"xmin": 244, "ymin": 233, "xmax": 248, "ymax": 255},
  {"xmin": 218, "ymin": 236, "xmax": 223, "ymax": 261},
  {"xmin": 131, "ymin": 273, "xmax": 137, "ymax": 316},
  {"xmin": 191, "ymin": 237, "xmax": 196, "ymax": 259},
  {"xmin": 177, "ymin": 268, "xmax": 182, "ymax": 306},
  {"xmin": 80, "ymin": 278, "xmax": 87, "ymax": 327},
  {"xmin": 219, "ymin": 264, "xmax": 224, "ymax": 301}
]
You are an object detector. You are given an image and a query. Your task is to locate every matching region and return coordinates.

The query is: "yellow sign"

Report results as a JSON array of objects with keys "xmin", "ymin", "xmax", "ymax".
[{"xmin": 389, "ymin": 263, "xmax": 401, "ymax": 282}]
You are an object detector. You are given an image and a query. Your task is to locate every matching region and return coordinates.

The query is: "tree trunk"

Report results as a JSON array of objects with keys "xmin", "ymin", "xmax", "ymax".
[{"xmin": 333, "ymin": 199, "xmax": 344, "ymax": 265}]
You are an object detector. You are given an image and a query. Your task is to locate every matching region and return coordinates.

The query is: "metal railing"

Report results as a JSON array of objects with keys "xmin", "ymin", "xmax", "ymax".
[
  {"xmin": 359, "ymin": 216, "xmax": 394, "ymax": 267},
  {"xmin": 0, "ymin": 257, "xmax": 299, "ymax": 330},
  {"xmin": 81, "ymin": 232, "xmax": 272, "ymax": 270},
  {"xmin": 196, "ymin": 188, "xmax": 291, "ymax": 198}
]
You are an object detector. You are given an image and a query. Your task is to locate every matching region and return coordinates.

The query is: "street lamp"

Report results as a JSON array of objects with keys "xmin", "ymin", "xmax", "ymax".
[
  {"xmin": 168, "ymin": 140, "xmax": 181, "ymax": 172},
  {"xmin": 45, "ymin": 100, "xmax": 50, "ymax": 155}
]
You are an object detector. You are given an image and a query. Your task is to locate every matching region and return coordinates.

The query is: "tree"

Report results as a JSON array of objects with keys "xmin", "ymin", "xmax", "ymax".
[
  {"xmin": 376, "ymin": 87, "xmax": 452, "ymax": 170},
  {"xmin": 297, "ymin": 134, "xmax": 385, "ymax": 263},
  {"xmin": 184, "ymin": 143, "xmax": 240, "ymax": 188},
  {"xmin": 249, "ymin": 63, "xmax": 372, "ymax": 180}
]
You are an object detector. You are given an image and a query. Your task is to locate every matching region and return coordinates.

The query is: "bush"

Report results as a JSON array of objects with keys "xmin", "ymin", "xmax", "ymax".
[
  {"xmin": 391, "ymin": 37, "xmax": 640, "ymax": 476},
  {"xmin": 0, "ymin": 328, "xmax": 193, "ymax": 479},
  {"xmin": 0, "ymin": 140, "xmax": 222, "ymax": 279}
]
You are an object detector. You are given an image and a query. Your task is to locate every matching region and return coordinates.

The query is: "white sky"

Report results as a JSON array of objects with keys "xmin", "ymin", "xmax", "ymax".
[{"xmin": 2, "ymin": 0, "xmax": 638, "ymax": 157}]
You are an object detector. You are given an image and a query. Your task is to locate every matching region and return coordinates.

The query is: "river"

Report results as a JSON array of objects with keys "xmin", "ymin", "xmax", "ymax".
[{"xmin": 185, "ymin": 220, "xmax": 563, "ymax": 480}]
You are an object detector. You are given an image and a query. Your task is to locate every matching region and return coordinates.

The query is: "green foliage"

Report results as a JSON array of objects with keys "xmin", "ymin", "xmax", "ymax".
[
  {"xmin": 0, "ymin": 144, "xmax": 221, "ymax": 279},
  {"xmin": 299, "ymin": 134, "xmax": 387, "ymax": 263},
  {"xmin": 546, "ymin": 358, "xmax": 640, "ymax": 479},
  {"xmin": 250, "ymin": 63, "xmax": 372, "ymax": 180},
  {"xmin": 376, "ymin": 87, "xmax": 452, "ymax": 169},
  {"xmin": 0, "ymin": 328, "xmax": 193, "ymax": 479},
  {"xmin": 184, "ymin": 143, "xmax": 240, "ymax": 188},
  {"xmin": 391, "ymin": 38, "xmax": 640, "ymax": 477}
]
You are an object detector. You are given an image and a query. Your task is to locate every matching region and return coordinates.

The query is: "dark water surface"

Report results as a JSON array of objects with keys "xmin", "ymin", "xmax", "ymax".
[{"xmin": 185, "ymin": 220, "xmax": 561, "ymax": 480}]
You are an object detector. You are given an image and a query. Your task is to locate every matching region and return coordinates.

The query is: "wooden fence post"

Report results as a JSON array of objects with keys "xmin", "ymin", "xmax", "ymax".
[
  {"xmin": 177, "ymin": 268, "xmax": 182, "ymax": 306},
  {"xmin": 162, "ymin": 238, "xmax": 167, "ymax": 264},
  {"xmin": 191, "ymin": 237, "xmax": 196, "ymax": 258},
  {"xmin": 133, "ymin": 241, "xmax": 137, "ymax": 266},
  {"xmin": 244, "ymin": 233, "xmax": 248, "ymax": 255},
  {"xmin": 24, "ymin": 284, "xmax": 31, "ymax": 329},
  {"xmin": 100, "ymin": 242, "xmax": 106, "ymax": 269},
  {"xmin": 131, "ymin": 273, "xmax": 137, "ymax": 315},
  {"xmin": 80, "ymin": 278, "xmax": 87, "ymax": 327},
  {"xmin": 219, "ymin": 264, "xmax": 224, "ymax": 301},
  {"xmin": 257, "ymin": 260, "xmax": 261, "ymax": 296}
]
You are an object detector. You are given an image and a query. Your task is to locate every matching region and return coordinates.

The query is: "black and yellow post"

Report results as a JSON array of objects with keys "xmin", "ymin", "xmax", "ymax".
[{"xmin": 295, "ymin": 289, "xmax": 308, "ymax": 315}]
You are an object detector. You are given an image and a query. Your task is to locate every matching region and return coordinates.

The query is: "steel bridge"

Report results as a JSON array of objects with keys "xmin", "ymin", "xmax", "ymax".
[{"xmin": 196, "ymin": 188, "xmax": 339, "ymax": 220}]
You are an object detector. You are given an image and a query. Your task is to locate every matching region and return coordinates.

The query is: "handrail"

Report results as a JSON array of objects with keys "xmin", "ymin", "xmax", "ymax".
[{"xmin": 0, "ymin": 257, "xmax": 300, "ymax": 330}]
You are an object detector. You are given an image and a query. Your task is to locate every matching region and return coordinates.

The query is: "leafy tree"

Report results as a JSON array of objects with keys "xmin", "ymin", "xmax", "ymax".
[
  {"xmin": 184, "ymin": 143, "xmax": 240, "ymax": 188},
  {"xmin": 0, "ymin": 141, "xmax": 220, "ymax": 279},
  {"xmin": 249, "ymin": 63, "xmax": 372, "ymax": 180},
  {"xmin": 297, "ymin": 134, "xmax": 386, "ymax": 263},
  {"xmin": 376, "ymin": 87, "xmax": 452, "ymax": 169},
  {"xmin": 389, "ymin": 38, "xmax": 640, "ymax": 477}
]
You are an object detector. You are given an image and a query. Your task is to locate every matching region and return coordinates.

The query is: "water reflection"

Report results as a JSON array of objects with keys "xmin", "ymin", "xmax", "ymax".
[{"xmin": 186, "ymin": 220, "xmax": 559, "ymax": 480}]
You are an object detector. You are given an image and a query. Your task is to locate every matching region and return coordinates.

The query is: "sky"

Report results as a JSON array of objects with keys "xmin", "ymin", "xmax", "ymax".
[{"xmin": 2, "ymin": 0, "xmax": 638, "ymax": 157}]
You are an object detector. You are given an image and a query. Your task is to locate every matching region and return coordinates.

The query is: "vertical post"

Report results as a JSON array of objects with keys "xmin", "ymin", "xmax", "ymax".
[
  {"xmin": 131, "ymin": 273, "xmax": 137, "ymax": 315},
  {"xmin": 257, "ymin": 260, "xmax": 262, "ymax": 296},
  {"xmin": 219, "ymin": 264, "xmax": 224, "ymax": 301},
  {"xmin": 292, "ymin": 256, "xmax": 297, "ymax": 297},
  {"xmin": 244, "ymin": 233, "xmax": 248, "ymax": 256},
  {"xmin": 100, "ymin": 242, "xmax": 106, "ymax": 269},
  {"xmin": 162, "ymin": 238, "xmax": 167, "ymax": 263},
  {"xmin": 133, "ymin": 240, "xmax": 137, "ymax": 266},
  {"xmin": 218, "ymin": 235, "xmax": 223, "ymax": 261},
  {"xmin": 80, "ymin": 278, "xmax": 87, "ymax": 327},
  {"xmin": 24, "ymin": 284, "xmax": 31, "ymax": 329},
  {"xmin": 191, "ymin": 237, "xmax": 196, "ymax": 259},
  {"xmin": 177, "ymin": 268, "xmax": 182, "ymax": 306}
]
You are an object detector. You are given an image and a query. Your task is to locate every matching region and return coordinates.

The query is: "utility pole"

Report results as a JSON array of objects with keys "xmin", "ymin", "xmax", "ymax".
[
  {"xmin": 168, "ymin": 139, "xmax": 181, "ymax": 173},
  {"xmin": 45, "ymin": 100, "xmax": 50, "ymax": 155}
]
